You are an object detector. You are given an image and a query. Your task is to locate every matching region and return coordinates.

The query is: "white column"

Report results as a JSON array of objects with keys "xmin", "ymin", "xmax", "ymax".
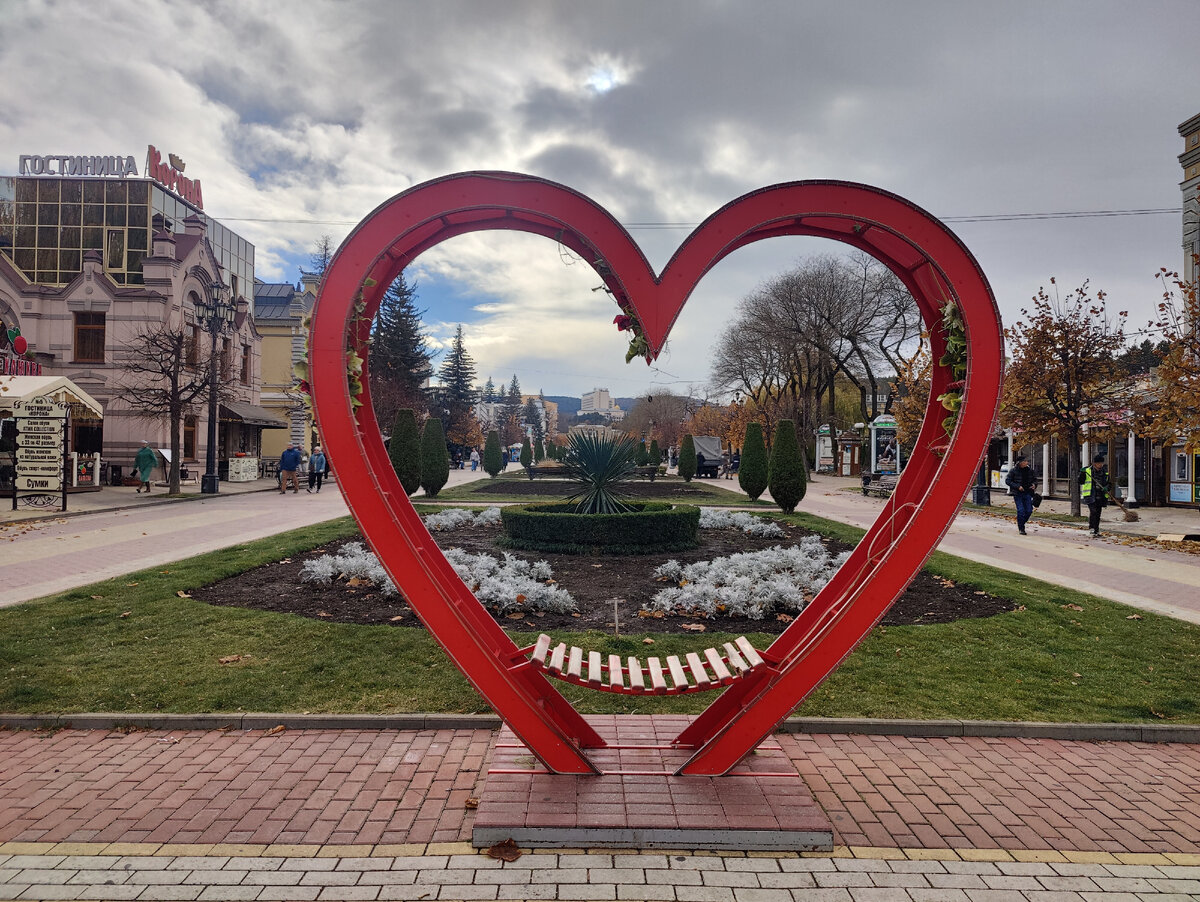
[
  {"xmin": 1007, "ymin": 430, "xmax": 1014, "ymax": 463},
  {"xmin": 1127, "ymin": 431, "xmax": 1137, "ymax": 503},
  {"xmin": 1042, "ymin": 442, "xmax": 1051, "ymax": 496}
]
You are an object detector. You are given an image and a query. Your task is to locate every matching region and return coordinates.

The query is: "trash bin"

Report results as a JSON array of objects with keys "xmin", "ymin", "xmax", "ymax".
[{"xmin": 109, "ymin": 464, "xmax": 122, "ymax": 486}]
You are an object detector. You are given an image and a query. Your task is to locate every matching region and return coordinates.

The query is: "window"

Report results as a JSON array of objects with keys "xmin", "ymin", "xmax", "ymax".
[
  {"xmin": 73, "ymin": 311, "xmax": 105, "ymax": 362},
  {"xmin": 183, "ymin": 416, "xmax": 197, "ymax": 460},
  {"xmin": 221, "ymin": 338, "xmax": 231, "ymax": 378},
  {"xmin": 240, "ymin": 344, "xmax": 250, "ymax": 385},
  {"xmin": 186, "ymin": 324, "xmax": 201, "ymax": 366}
]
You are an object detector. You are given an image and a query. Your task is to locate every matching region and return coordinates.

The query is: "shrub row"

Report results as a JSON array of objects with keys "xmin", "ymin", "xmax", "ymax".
[{"xmin": 499, "ymin": 502, "xmax": 701, "ymax": 553}]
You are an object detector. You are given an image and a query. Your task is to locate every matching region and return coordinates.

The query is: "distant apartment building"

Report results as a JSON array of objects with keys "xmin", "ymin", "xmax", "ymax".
[
  {"xmin": 1181, "ymin": 112, "xmax": 1200, "ymax": 284},
  {"xmin": 580, "ymin": 387, "xmax": 623, "ymax": 421}
]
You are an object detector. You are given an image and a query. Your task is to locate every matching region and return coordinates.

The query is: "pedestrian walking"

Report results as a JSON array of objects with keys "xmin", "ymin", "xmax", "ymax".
[
  {"xmin": 1079, "ymin": 453, "xmax": 1111, "ymax": 537},
  {"xmin": 278, "ymin": 444, "xmax": 302, "ymax": 494},
  {"xmin": 306, "ymin": 445, "xmax": 327, "ymax": 493},
  {"xmin": 134, "ymin": 441, "xmax": 157, "ymax": 494},
  {"xmin": 1005, "ymin": 454, "xmax": 1038, "ymax": 534},
  {"xmin": 470, "ymin": 448, "xmax": 480, "ymax": 471}
]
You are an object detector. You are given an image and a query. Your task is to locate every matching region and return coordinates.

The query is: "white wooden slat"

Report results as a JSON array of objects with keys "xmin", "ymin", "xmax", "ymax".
[
  {"xmin": 567, "ymin": 646, "xmax": 584, "ymax": 679},
  {"xmin": 608, "ymin": 654, "xmax": 624, "ymax": 689},
  {"xmin": 628, "ymin": 657, "xmax": 645, "ymax": 690},
  {"xmin": 735, "ymin": 636, "xmax": 764, "ymax": 668},
  {"xmin": 666, "ymin": 655, "xmax": 689, "ymax": 689},
  {"xmin": 648, "ymin": 657, "xmax": 667, "ymax": 692},
  {"xmin": 532, "ymin": 634, "xmax": 552, "ymax": 665},
  {"xmin": 587, "ymin": 650, "xmax": 603, "ymax": 685},
  {"xmin": 686, "ymin": 652, "xmax": 712, "ymax": 688},
  {"xmin": 704, "ymin": 646, "xmax": 732, "ymax": 681},
  {"xmin": 723, "ymin": 641, "xmax": 750, "ymax": 673},
  {"xmin": 549, "ymin": 642, "xmax": 567, "ymax": 673}
]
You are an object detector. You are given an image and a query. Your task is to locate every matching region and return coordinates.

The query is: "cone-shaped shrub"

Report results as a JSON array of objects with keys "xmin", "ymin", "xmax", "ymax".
[
  {"xmin": 768, "ymin": 419, "xmax": 806, "ymax": 513},
  {"xmin": 738, "ymin": 422, "xmax": 768, "ymax": 500},
  {"xmin": 534, "ymin": 438, "xmax": 544, "ymax": 463},
  {"xmin": 388, "ymin": 409, "xmax": 422, "ymax": 495},
  {"xmin": 520, "ymin": 436, "xmax": 533, "ymax": 477},
  {"xmin": 635, "ymin": 440, "xmax": 649, "ymax": 466},
  {"xmin": 483, "ymin": 430, "xmax": 503, "ymax": 478},
  {"xmin": 420, "ymin": 416, "xmax": 450, "ymax": 498},
  {"xmin": 678, "ymin": 434, "xmax": 697, "ymax": 482},
  {"xmin": 649, "ymin": 439, "xmax": 660, "ymax": 468}
]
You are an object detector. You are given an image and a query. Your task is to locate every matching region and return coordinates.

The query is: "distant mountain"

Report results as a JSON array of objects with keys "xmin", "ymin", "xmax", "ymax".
[
  {"xmin": 615, "ymin": 398, "xmax": 638, "ymax": 412},
  {"xmin": 543, "ymin": 396, "xmax": 581, "ymax": 415}
]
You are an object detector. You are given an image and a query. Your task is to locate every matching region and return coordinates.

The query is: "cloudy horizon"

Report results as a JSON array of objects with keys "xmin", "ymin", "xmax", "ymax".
[{"xmin": 2, "ymin": 0, "xmax": 1194, "ymax": 398}]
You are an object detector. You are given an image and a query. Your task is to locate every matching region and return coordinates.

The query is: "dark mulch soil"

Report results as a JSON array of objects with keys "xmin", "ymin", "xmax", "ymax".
[{"xmin": 192, "ymin": 520, "xmax": 1012, "ymax": 635}]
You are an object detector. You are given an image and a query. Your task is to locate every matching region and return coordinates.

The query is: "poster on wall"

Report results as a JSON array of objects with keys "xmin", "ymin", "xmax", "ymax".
[
  {"xmin": 1169, "ymin": 482, "xmax": 1192, "ymax": 503},
  {"xmin": 874, "ymin": 427, "xmax": 899, "ymax": 474}
]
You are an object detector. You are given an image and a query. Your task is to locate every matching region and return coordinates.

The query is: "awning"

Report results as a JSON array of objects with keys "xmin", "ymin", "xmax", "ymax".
[
  {"xmin": 0, "ymin": 375, "xmax": 105, "ymax": 421},
  {"xmin": 220, "ymin": 401, "xmax": 288, "ymax": 429}
]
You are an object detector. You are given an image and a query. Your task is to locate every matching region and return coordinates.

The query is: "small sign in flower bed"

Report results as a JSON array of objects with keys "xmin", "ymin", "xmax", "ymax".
[{"xmin": 191, "ymin": 509, "xmax": 1013, "ymax": 636}]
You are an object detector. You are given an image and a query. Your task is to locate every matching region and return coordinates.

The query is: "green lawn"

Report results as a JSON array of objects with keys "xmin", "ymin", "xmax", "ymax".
[{"xmin": 0, "ymin": 512, "xmax": 1196, "ymax": 724}]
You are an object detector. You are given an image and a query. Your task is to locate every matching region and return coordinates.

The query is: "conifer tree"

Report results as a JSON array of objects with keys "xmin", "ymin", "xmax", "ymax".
[
  {"xmin": 678, "ymin": 435, "xmax": 697, "ymax": 482},
  {"xmin": 768, "ymin": 419, "xmax": 806, "ymax": 513},
  {"xmin": 648, "ymin": 439, "xmax": 661, "ymax": 469},
  {"xmin": 370, "ymin": 272, "xmax": 433, "ymax": 427},
  {"xmin": 388, "ymin": 408, "xmax": 422, "ymax": 495},
  {"xmin": 482, "ymin": 376, "xmax": 497, "ymax": 402},
  {"xmin": 636, "ymin": 440, "xmax": 649, "ymax": 466},
  {"xmin": 738, "ymin": 422, "xmax": 769, "ymax": 500},
  {"xmin": 419, "ymin": 416, "xmax": 450, "ymax": 498},
  {"xmin": 483, "ymin": 429, "xmax": 503, "ymax": 478},
  {"xmin": 520, "ymin": 436, "xmax": 533, "ymax": 477},
  {"xmin": 534, "ymin": 437, "xmax": 544, "ymax": 462}
]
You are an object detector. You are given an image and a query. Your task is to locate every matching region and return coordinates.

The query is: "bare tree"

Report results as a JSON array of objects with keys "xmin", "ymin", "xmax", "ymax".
[{"xmin": 114, "ymin": 326, "xmax": 233, "ymax": 495}]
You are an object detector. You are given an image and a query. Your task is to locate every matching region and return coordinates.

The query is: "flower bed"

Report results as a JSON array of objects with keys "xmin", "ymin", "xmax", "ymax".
[{"xmin": 499, "ymin": 501, "xmax": 700, "ymax": 554}]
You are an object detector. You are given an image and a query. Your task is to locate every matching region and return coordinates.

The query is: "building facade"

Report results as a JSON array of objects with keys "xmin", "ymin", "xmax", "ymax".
[
  {"xmin": 1180, "ymin": 112, "xmax": 1200, "ymax": 285},
  {"xmin": 580, "ymin": 387, "xmax": 623, "ymax": 421},
  {"xmin": 0, "ymin": 151, "xmax": 279, "ymax": 481},
  {"xmin": 253, "ymin": 273, "xmax": 319, "ymax": 461}
]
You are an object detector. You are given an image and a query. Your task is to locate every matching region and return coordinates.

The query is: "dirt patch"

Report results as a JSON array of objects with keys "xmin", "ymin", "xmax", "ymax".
[
  {"xmin": 192, "ymin": 520, "xmax": 1011, "ymax": 635},
  {"xmin": 464, "ymin": 478, "xmax": 722, "ymax": 500}
]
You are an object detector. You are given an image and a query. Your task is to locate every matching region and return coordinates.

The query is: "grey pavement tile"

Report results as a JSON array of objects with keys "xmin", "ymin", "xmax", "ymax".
[
  {"xmin": 376, "ymin": 887, "xmax": 446, "ymax": 901},
  {"xmin": 555, "ymin": 854, "xmax": 615, "ymax": 869},
  {"xmin": 335, "ymin": 858, "xmax": 394, "ymax": 872},
  {"xmin": 429, "ymin": 887, "xmax": 495, "ymax": 901},
  {"xmin": 0, "ymin": 859, "xmax": 8, "ymax": 869},
  {"xmin": 756, "ymin": 873, "xmax": 817, "ymax": 890},
  {"xmin": 778, "ymin": 860, "xmax": 837, "ymax": 873},
  {"xmin": 730, "ymin": 888, "xmax": 793, "ymax": 902},
  {"xmin": 75, "ymin": 885, "xmax": 145, "ymax": 900},
  {"xmin": 144, "ymin": 887, "xmax": 204, "ymax": 901},
  {"xmin": 492, "ymin": 883, "xmax": 558, "ymax": 900},
  {"xmin": 5, "ymin": 856, "xmax": 66, "ymax": 869},
  {"xmin": 841, "ymin": 889, "xmax": 903, "ymax": 902},
  {"xmin": 587, "ymin": 867, "xmax": 649, "ymax": 884},
  {"xmin": 630, "ymin": 855, "xmax": 673, "ymax": 870},
  {"xmin": 1034, "ymin": 875, "xmax": 1100, "ymax": 892},
  {"xmin": 255, "ymin": 889, "xmax": 322, "ymax": 901},
  {"xmin": 996, "ymin": 862, "xmax": 1059, "ymax": 877},
  {"xmin": 0, "ymin": 874, "xmax": 16, "ymax": 887},
  {"xmin": 14, "ymin": 869, "xmax": 75, "ymax": 885},
  {"xmin": 166, "ymin": 857, "xmax": 233, "ymax": 870},
  {"xmin": 648, "ymin": 869, "xmax": 703, "ymax": 885},
  {"xmin": 887, "ymin": 861, "xmax": 949, "ymax": 874},
  {"xmin": 470, "ymin": 869, "xmax": 534, "ymax": 885},
  {"xmin": 788, "ymin": 889, "xmax": 852, "ymax": 902},
  {"xmin": 125, "ymin": 869, "xmax": 193, "ymax": 885},
  {"xmin": 388, "ymin": 857, "xmax": 449, "ymax": 872},
  {"xmin": 299, "ymin": 870, "xmax": 363, "ymax": 886},
  {"xmin": 0, "ymin": 887, "xmax": 29, "ymax": 902},
  {"xmin": 557, "ymin": 883, "xmax": 618, "ymax": 900},
  {"xmin": 672, "ymin": 858, "xmax": 729, "ymax": 872},
  {"xmin": 1158, "ymin": 865, "xmax": 1200, "ymax": 879},
  {"xmin": 1102, "ymin": 865, "xmax": 1167, "ymax": 879},
  {"xmin": 355, "ymin": 872, "xmax": 419, "ymax": 886},
  {"xmin": 15, "ymin": 887, "xmax": 84, "ymax": 901},
  {"xmin": 182, "ymin": 869, "xmax": 251, "ymax": 885},
  {"xmin": 1147, "ymin": 878, "xmax": 1200, "ymax": 893},
  {"xmin": 901, "ymin": 889, "xmax": 969, "ymax": 902},
  {"xmin": 197, "ymin": 887, "xmax": 262, "ymax": 901},
  {"xmin": 279, "ymin": 859, "xmax": 340, "ymax": 872},
  {"xmin": 445, "ymin": 855, "xmax": 502, "ymax": 870},
  {"xmin": 674, "ymin": 887, "xmax": 735, "ymax": 902},
  {"xmin": 927, "ymin": 873, "xmax": 987, "ymax": 890},
  {"xmin": 532, "ymin": 867, "xmax": 589, "ymax": 884},
  {"xmin": 1049, "ymin": 864, "xmax": 1112, "ymax": 878},
  {"xmin": 1091, "ymin": 876, "xmax": 1157, "ymax": 893},
  {"xmin": 317, "ymin": 887, "xmax": 380, "ymax": 900},
  {"xmin": 812, "ymin": 872, "xmax": 874, "ymax": 888},
  {"xmin": 66, "ymin": 869, "xmax": 132, "ymax": 885},
  {"xmin": 61, "ymin": 857, "xmax": 126, "ymax": 870},
  {"xmin": 980, "ymin": 875, "xmax": 1043, "ymax": 891},
  {"xmin": 940, "ymin": 861, "xmax": 1002, "ymax": 875},
  {"xmin": 616, "ymin": 884, "xmax": 675, "ymax": 900},
  {"xmin": 725, "ymin": 859, "xmax": 783, "ymax": 873},
  {"xmin": 1017, "ymin": 891, "xmax": 1088, "ymax": 902},
  {"xmin": 866, "ymin": 871, "xmax": 930, "ymax": 888},
  {"xmin": 410, "ymin": 869, "xmax": 480, "ymax": 886},
  {"xmin": 243, "ymin": 870, "xmax": 304, "ymax": 886},
  {"xmin": 242, "ymin": 858, "xmax": 287, "ymax": 871},
  {"xmin": 701, "ymin": 871, "xmax": 762, "ymax": 888},
  {"xmin": 114, "ymin": 857, "xmax": 173, "ymax": 871},
  {"xmin": 830, "ymin": 861, "xmax": 878, "ymax": 873}
]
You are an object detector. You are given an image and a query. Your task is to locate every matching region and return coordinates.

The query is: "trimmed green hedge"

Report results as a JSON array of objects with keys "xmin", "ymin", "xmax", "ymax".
[{"xmin": 499, "ymin": 502, "xmax": 700, "ymax": 553}]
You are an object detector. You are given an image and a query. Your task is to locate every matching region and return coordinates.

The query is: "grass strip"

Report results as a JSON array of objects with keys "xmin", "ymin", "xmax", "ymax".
[{"xmin": 0, "ymin": 512, "xmax": 1195, "ymax": 723}]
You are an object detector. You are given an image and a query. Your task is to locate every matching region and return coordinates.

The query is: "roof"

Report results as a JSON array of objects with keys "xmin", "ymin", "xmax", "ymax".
[
  {"xmin": 0, "ymin": 375, "xmax": 104, "ymax": 421},
  {"xmin": 252, "ymin": 281, "xmax": 306, "ymax": 321},
  {"xmin": 219, "ymin": 400, "xmax": 288, "ymax": 429}
]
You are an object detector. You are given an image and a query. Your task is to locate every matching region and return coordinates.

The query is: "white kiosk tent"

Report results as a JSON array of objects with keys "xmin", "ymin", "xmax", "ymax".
[{"xmin": 1, "ymin": 376, "xmax": 105, "ymax": 492}]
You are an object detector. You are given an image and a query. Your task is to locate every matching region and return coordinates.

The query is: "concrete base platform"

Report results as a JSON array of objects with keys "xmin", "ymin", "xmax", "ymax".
[{"xmin": 473, "ymin": 715, "xmax": 833, "ymax": 851}]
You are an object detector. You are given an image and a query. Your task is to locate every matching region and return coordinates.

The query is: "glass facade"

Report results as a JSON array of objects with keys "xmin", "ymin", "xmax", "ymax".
[{"xmin": 0, "ymin": 176, "xmax": 254, "ymax": 299}]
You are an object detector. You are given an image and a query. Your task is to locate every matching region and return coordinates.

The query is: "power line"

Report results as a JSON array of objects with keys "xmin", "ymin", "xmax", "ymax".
[{"xmin": 214, "ymin": 206, "xmax": 1181, "ymax": 229}]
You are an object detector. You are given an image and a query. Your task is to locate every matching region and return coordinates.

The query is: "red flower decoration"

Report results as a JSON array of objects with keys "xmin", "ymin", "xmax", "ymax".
[{"xmin": 613, "ymin": 314, "xmax": 633, "ymax": 332}]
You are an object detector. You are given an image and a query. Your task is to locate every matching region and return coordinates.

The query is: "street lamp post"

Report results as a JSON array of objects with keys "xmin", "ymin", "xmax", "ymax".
[{"xmin": 195, "ymin": 279, "xmax": 235, "ymax": 495}]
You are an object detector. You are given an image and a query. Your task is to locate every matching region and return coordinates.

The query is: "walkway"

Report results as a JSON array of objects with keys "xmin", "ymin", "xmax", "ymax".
[{"xmin": 0, "ymin": 722, "xmax": 1197, "ymax": 899}]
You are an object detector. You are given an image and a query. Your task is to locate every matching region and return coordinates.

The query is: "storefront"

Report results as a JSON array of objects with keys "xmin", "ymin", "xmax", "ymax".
[
  {"xmin": 1165, "ymin": 444, "xmax": 1200, "ymax": 506},
  {"xmin": 0, "ymin": 375, "xmax": 105, "ymax": 494},
  {"xmin": 219, "ymin": 401, "xmax": 287, "ymax": 480}
]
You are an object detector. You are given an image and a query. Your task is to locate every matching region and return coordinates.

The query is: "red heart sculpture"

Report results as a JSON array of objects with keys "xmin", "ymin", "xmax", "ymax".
[{"xmin": 310, "ymin": 173, "xmax": 1003, "ymax": 776}]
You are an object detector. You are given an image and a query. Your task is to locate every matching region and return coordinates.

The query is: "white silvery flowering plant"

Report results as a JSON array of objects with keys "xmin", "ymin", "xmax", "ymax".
[
  {"xmin": 698, "ymin": 507, "xmax": 786, "ymax": 538},
  {"xmin": 300, "ymin": 541, "xmax": 399, "ymax": 595},
  {"xmin": 647, "ymin": 536, "xmax": 850, "ymax": 620},
  {"xmin": 443, "ymin": 548, "xmax": 577, "ymax": 614},
  {"xmin": 422, "ymin": 507, "xmax": 502, "ymax": 531}
]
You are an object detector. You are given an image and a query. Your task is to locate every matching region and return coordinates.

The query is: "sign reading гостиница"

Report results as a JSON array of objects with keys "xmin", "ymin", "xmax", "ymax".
[{"xmin": 16, "ymin": 144, "xmax": 203, "ymax": 209}]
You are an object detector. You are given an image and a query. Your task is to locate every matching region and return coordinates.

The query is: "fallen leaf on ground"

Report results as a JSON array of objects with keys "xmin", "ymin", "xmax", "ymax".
[
  {"xmin": 485, "ymin": 838, "xmax": 523, "ymax": 862},
  {"xmin": 389, "ymin": 615, "xmax": 405, "ymax": 622},
  {"xmin": 218, "ymin": 655, "xmax": 245, "ymax": 664},
  {"xmin": 264, "ymin": 725, "xmax": 286, "ymax": 736},
  {"xmin": 681, "ymin": 623, "xmax": 707, "ymax": 632},
  {"xmin": 125, "ymin": 583, "xmax": 138, "ymax": 587},
  {"xmin": 776, "ymin": 614, "xmax": 794, "ymax": 623},
  {"xmin": 506, "ymin": 613, "xmax": 525, "ymax": 620},
  {"xmin": 347, "ymin": 577, "xmax": 371, "ymax": 587},
  {"xmin": 1062, "ymin": 603, "xmax": 1084, "ymax": 612},
  {"xmin": 119, "ymin": 611, "xmax": 131, "ymax": 618},
  {"xmin": 176, "ymin": 590, "xmax": 192, "ymax": 598},
  {"xmin": 464, "ymin": 797, "xmax": 480, "ymax": 809},
  {"xmin": 90, "ymin": 595, "xmax": 103, "ymax": 600},
  {"xmin": 1126, "ymin": 614, "xmax": 1143, "ymax": 620},
  {"xmin": 643, "ymin": 638, "xmax": 655, "ymax": 645}
]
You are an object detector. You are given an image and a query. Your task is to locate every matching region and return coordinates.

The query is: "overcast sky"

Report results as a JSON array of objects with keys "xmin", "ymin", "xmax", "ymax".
[{"xmin": 2, "ymin": 0, "xmax": 1195, "ymax": 399}]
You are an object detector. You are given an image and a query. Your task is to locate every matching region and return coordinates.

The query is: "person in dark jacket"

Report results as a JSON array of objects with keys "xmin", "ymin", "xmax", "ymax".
[
  {"xmin": 1004, "ymin": 454, "xmax": 1037, "ymax": 535},
  {"xmin": 1079, "ymin": 453, "xmax": 1111, "ymax": 537},
  {"xmin": 278, "ymin": 444, "xmax": 302, "ymax": 494},
  {"xmin": 306, "ymin": 446, "xmax": 327, "ymax": 493}
]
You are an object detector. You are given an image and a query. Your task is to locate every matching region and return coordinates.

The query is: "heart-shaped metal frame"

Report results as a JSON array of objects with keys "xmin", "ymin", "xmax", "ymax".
[{"xmin": 309, "ymin": 172, "xmax": 1003, "ymax": 776}]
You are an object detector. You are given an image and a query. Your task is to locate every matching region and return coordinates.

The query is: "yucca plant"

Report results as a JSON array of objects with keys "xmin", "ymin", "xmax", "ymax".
[{"xmin": 560, "ymin": 431, "xmax": 639, "ymax": 514}]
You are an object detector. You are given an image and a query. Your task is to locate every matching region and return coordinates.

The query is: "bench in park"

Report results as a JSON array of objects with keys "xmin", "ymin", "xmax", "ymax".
[
  {"xmin": 527, "ymin": 633, "xmax": 766, "ymax": 696},
  {"xmin": 861, "ymin": 474, "xmax": 898, "ymax": 498}
]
